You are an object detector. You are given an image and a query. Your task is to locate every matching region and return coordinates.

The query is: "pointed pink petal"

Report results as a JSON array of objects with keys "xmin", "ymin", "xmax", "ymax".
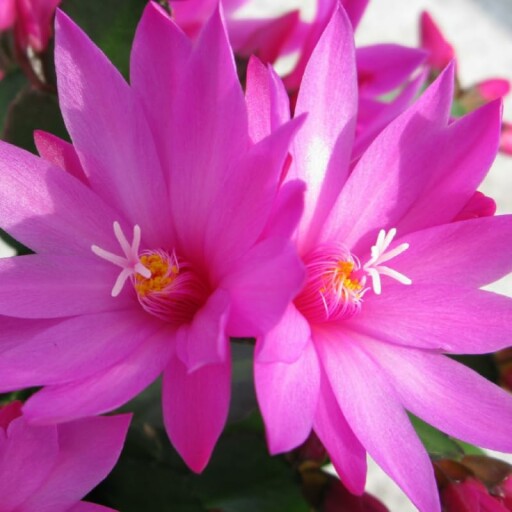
[
  {"xmin": 163, "ymin": 354, "xmax": 231, "ymax": 473},
  {"xmin": 176, "ymin": 288, "xmax": 230, "ymax": 371},
  {"xmin": 256, "ymin": 303, "xmax": 311, "ymax": 364},
  {"xmin": 23, "ymin": 329, "xmax": 171, "ymax": 422},
  {"xmin": 348, "ymin": 285, "xmax": 512, "ymax": 353},
  {"xmin": 0, "ymin": 255, "xmax": 132, "ymax": 318},
  {"xmin": 0, "ymin": 141, "xmax": 124, "ymax": 253},
  {"xmin": 55, "ymin": 11, "xmax": 172, "ymax": 248},
  {"xmin": 357, "ymin": 44, "xmax": 427, "ymax": 97},
  {"xmin": 341, "ymin": 0, "xmax": 369, "ymax": 28},
  {"xmin": 320, "ymin": 63, "xmax": 455, "ymax": 253},
  {"xmin": 0, "ymin": 311, "xmax": 161, "ymax": 390},
  {"xmin": 255, "ymin": 338, "xmax": 319, "ymax": 454},
  {"xmin": 19, "ymin": 415, "xmax": 130, "ymax": 512},
  {"xmin": 313, "ymin": 365, "xmax": 367, "ymax": 495},
  {"xmin": 398, "ymin": 100, "xmax": 502, "ymax": 234},
  {"xmin": 34, "ymin": 130, "xmax": 87, "ymax": 184},
  {"xmin": 130, "ymin": 2, "xmax": 191, "ymax": 198},
  {"xmin": 0, "ymin": 418, "xmax": 58, "ymax": 509},
  {"xmin": 245, "ymin": 56, "xmax": 290, "ymax": 143},
  {"xmin": 167, "ymin": 6, "xmax": 249, "ymax": 256},
  {"xmin": 420, "ymin": 11, "xmax": 455, "ymax": 71},
  {"xmin": 221, "ymin": 237, "xmax": 305, "ymax": 337},
  {"xmin": 392, "ymin": 216, "xmax": 512, "ymax": 288},
  {"xmin": 317, "ymin": 329, "xmax": 440, "ymax": 512},
  {"xmin": 366, "ymin": 338, "xmax": 512, "ymax": 452},
  {"xmin": 291, "ymin": 5, "xmax": 357, "ymax": 252},
  {"xmin": 205, "ymin": 116, "xmax": 305, "ymax": 272}
]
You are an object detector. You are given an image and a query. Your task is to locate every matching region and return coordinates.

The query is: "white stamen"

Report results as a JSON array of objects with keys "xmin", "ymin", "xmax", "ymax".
[
  {"xmin": 363, "ymin": 228, "xmax": 412, "ymax": 295},
  {"xmin": 91, "ymin": 222, "xmax": 151, "ymax": 297}
]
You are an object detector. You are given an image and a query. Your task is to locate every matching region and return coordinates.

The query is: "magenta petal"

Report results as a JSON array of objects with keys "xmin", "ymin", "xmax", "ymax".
[
  {"xmin": 0, "ymin": 141, "xmax": 123, "ymax": 253},
  {"xmin": 291, "ymin": 5, "xmax": 357, "ymax": 251},
  {"xmin": 245, "ymin": 56, "xmax": 290, "ymax": 142},
  {"xmin": 317, "ymin": 330, "xmax": 440, "ymax": 512},
  {"xmin": 391, "ymin": 216, "xmax": 512, "ymax": 288},
  {"xmin": 55, "ymin": 11, "xmax": 172, "ymax": 248},
  {"xmin": 0, "ymin": 0, "xmax": 15, "ymax": 30},
  {"xmin": 366, "ymin": 339, "xmax": 512, "ymax": 452},
  {"xmin": 23, "ymin": 329, "xmax": 171, "ymax": 422},
  {"xmin": 349, "ymin": 285, "xmax": 512, "ymax": 353},
  {"xmin": 34, "ymin": 130, "xmax": 87, "ymax": 184},
  {"xmin": 256, "ymin": 304, "xmax": 311, "ymax": 364},
  {"xmin": 68, "ymin": 503, "xmax": 117, "ymax": 512},
  {"xmin": 398, "ymin": 100, "xmax": 502, "ymax": 234},
  {"xmin": 222, "ymin": 237, "xmax": 305, "ymax": 337},
  {"xmin": 0, "ymin": 311, "xmax": 161, "ymax": 390},
  {"xmin": 130, "ymin": 2, "xmax": 191, "ymax": 191},
  {"xmin": 205, "ymin": 116, "xmax": 305, "ymax": 271},
  {"xmin": 341, "ymin": 0, "xmax": 369, "ymax": 28},
  {"xmin": 357, "ymin": 44, "xmax": 427, "ymax": 97},
  {"xmin": 163, "ymin": 354, "xmax": 231, "ymax": 473},
  {"xmin": 19, "ymin": 415, "xmax": 130, "ymax": 512},
  {"xmin": 313, "ymin": 366, "xmax": 367, "ymax": 495},
  {"xmin": 0, "ymin": 418, "xmax": 58, "ymax": 510},
  {"xmin": 176, "ymin": 288, "xmax": 230, "ymax": 371},
  {"xmin": 255, "ymin": 338, "xmax": 319, "ymax": 454},
  {"xmin": 0, "ymin": 255, "xmax": 132, "ymax": 318},
  {"xmin": 420, "ymin": 11, "xmax": 455, "ymax": 71}
]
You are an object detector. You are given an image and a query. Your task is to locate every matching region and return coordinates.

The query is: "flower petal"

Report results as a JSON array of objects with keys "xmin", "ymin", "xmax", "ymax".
[
  {"xmin": 317, "ymin": 328, "xmax": 440, "ymax": 512},
  {"xmin": 348, "ymin": 285, "xmax": 512, "ymax": 353},
  {"xmin": 19, "ymin": 415, "xmax": 130, "ymax": 512},
  {"xmin": 55, "ymin": 10, "xmax": 172, "ymax": 248},
  {"xmin": 366, "ymin": 339, "xmax": 512, "ymax": 452},
  {"xmin": 163, "ymin": 354, "xmax": 231, "ymax": 473},
  {"xmin": 68, "ymin": 503, "xmax": 117, "ymax": 512},
  {"xmin": 255, "ymin": 338, "xmax": 319, "ymax": 453},
  {"xmin": 23, "ymin": 329, "xmax": 171, "ymax": 422}
]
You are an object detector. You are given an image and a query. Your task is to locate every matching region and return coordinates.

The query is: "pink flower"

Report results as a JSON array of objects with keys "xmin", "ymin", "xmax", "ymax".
[
  {"xmin": 0, "ymin": 3, "xmax": 304, "ymax": 472},
  {"xmin": 0, "ymin": 0, "xmax": 61, "ymax": 52},
  {"xmin": 252, "ymin": 6, "xmax": 512, "ymax": 512},
  {"xmin": 501, "ymin": 122, "xmax": 512, "ymax": 155},
  {"xmin": 0, "ymin": 401, "xmax": 129, "ymax": 512},
  {"xmin": 419, "ymin": 11, "xmax": 455, "ymax": 73}
]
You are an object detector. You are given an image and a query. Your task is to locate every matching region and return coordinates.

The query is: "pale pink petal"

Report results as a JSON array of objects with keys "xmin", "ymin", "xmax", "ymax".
[
  {"xmin": 163, "ymin": 354, "xmax": 231, "ymax": 473},
  {"xmin": 19, "ymin": 415, "xmax": 130, "ymax": 512},
  {"xmin": 176, "ymin": 288, "xmax": 230, "ymax": 371},
  {"xmin": 55, "ymin": 11, "xmax": 172, "ymax": 249},
  {"xmin": 245, "ymin": 56, "xmax": 290, "ymax": 143},
  {"xmin": 167, "ymin": 6, "xmax": 249, "ymax": 257},
  {"xmin": 255, "ymin": 303, "xmax": 311, "ymax": 364},
  {"xmin": 313, "ymin": 365, "xmax": 367, "ymax": 495},
  {"xmin": 391, "ymin": 216, "xmax": 512, "ymax": 288},
  {"xmin": 420, "ymin": 11, "xmax": 455, "ymax": 71},
  {"xmin": 255, "ymin": 338, "xmax": 319, "ymax": 454},
  {"xmin": 348, "ymin": 285, "xmax": 512, "ymax": 353},
  {"xmin": 221, "ymin": 237, "xmax": 305, "ymax": 337},
  {"xmin": 357, "ymin": 44, "xmax": 427, "ymax": 97},
  {"xmin": 204, "ymin": 116, "xmax": 305, "ymax": 272},
  {"xmin": 0, "ymin": 418, "xmax": 58, "ymax": 510},
  {"xmin": 34, "ymin": 130, "xmax": 87, "ymax": 184},
  {"xmin": 366, "ymin": 339, "xmax": 512, "ymax": 452},
  {"xmin": 0, "ymin": 255, "xmax": 132, "ymax": 318},
  {"xmin": 398, "ymin": 100, "xmax": 502, "ymax": 234},
  {"xmin": 320, "ymin": 63, "xmax": 455, "ymax": 253},
  {"xmin": 130, "ymin": 2, "xmax": 191, "ymax": 195},
  {"xmin": 0, "ymin": 311, "xmax": 161, "ymax": 390},
  {"xmin": 22, "ymin": 329, "xmax": 171, "ymax": 422},
  {"xmin": 0, "ymin": 141, "xmax": 124, "ymax": 254},
  {"xmin": 317, "ymin": 329, "xmax": 440, "ymax": 512},
  {"xmin": 291, "ymin": 5, "xmax": 357, "ymax": 252}
]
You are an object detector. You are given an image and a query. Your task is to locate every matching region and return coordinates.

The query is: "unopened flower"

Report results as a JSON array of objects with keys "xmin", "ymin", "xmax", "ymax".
[
  {"xmin": 252, "ymin": 6, "xmax": 512, "ymax": 512},
  {"xmin": 0, "ymin": 3, "xmax": 304, "ymax": 472},
  {"xmin": 0, "ymin": 401, "xmax": 129, "ymax": 512}
]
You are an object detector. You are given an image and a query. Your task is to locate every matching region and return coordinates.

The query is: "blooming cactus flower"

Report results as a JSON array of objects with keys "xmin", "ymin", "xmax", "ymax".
[
  {"xmin": 0, "ymin": 0, "xmax": 61, "ymax": 52},
  {"xmin": 0, "ymin": 3, "xmax": 305, "ymax": 472},
  {"xmin": 251, "ymin": 6, "xmax": 512, "ymax": 512},
  {"xmin": 0, "ymin": 401, "xmax": 129, "ymax": 512}
]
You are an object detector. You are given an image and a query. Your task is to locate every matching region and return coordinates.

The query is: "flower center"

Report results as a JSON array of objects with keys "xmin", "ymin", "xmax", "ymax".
[
  {"xmin": 295, "ymin": 228, "xmax": 411, "ymax": 324},
  {"xmin": 92, "ymin": 222, "xmax": 208, "ymax": 325}
]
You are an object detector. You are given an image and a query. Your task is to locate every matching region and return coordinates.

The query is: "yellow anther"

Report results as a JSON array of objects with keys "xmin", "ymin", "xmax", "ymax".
[{"xmin": 134, "ymin": 252, "xmax": 179, "ymax": 297}]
